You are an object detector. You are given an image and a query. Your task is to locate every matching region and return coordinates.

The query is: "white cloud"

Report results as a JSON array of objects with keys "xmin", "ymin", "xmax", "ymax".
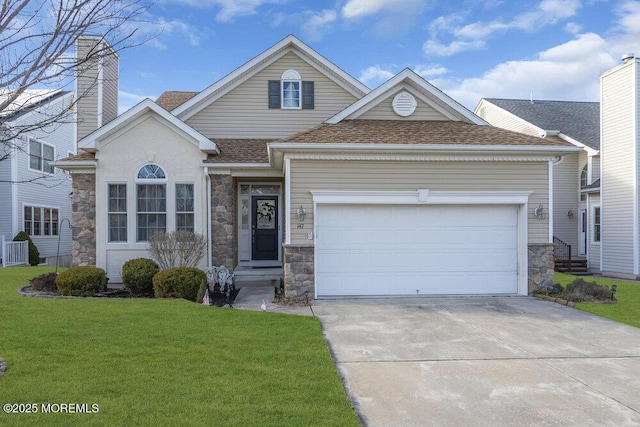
[
  {"xmin": 118, "ymin": 91, "xmax": 156, "ymax": 114},
  {"xmin": 425, "ymin": 0, "xmax": 582, "ymax": 58},
  {"xmin": 413, "ymin": 64, "xmax": 448, "ymax": 78},
  {"xmin": 341, "ymin": 0, "xmax": 425, "ymax": 19},
  {"xmin": 358, "ymin": 65, "xmax": 395, "ymax": 88},
  {"xmin": 423, "ymin": 39, "xmax": 485, "ymax": 56},
  {"xmin": 163, "ymin": 0, "xmax": 284, "ymax": 22},
  {"xmin": 302, "ymin": 9, "xmax": 337, "ymax": 41},
  {"xmin": 436, "ymin": 33, "xmax": 617, "ymax": 109}
]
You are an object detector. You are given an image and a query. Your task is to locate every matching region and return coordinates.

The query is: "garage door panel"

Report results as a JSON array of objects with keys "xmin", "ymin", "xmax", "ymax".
[{"xmin": 316, "ymin": 204, "xmax": 519, "ymax": 297}]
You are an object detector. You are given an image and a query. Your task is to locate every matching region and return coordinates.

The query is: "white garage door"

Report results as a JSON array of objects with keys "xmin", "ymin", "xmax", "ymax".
[{"xmin": 315, "ymin": 204, "xmax": 518, "ymax": 297}]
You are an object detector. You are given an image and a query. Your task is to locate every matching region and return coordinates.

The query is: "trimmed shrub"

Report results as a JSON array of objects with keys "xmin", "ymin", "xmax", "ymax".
[
  {"xmin": 30, "ymin": 272, "xmax": 58, "ymax": 292},
  {"xmin": 13, "ymin": 231, "xmax": 40, "ymax": 266},
  {"xmin": 122, "ymin": 258, "xmax": 159, "ymax": 295},
  {"xmin": 565, "ymin": 278, "xmax": 614, "ymax": 302},
  {"xmin": 153, "ymin": 267, "xmax": 207, "ymax": 302},
  {"xmin": 56, "ymin": 266, "xmax": 108, "ymax": 296}
]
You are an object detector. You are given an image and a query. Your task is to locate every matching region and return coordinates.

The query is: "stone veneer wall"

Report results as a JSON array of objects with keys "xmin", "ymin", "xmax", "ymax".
[
  {"xmin": 210, "ymin": 174, "xmax": 236, "ymax": 267},
  {"xmin": 528, "ymin": 243, "xmax": 555, "ymax": 293},
  {"xmin": 71, "ymin": 173, "xmax": 97, "ymax": 266},
  {"xmin": 283, "ymin": 244, "xmax": 314, "ymax": 301}
]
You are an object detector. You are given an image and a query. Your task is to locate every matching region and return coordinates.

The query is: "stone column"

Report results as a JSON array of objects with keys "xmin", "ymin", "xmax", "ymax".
[
  {"xmin": 71, "ymin": 173, "xmax": 96, "ymax": 266},
  {"xmin": 528, "ymin": 243, "xmax": 555, "ymax": 293},
  {"xmin": 283, "ymin": 244, "xmax": 314, "ymax": 302},
  {"xmin": 210, "ymin": 174, "xmax": 236, "ymax": 267}
]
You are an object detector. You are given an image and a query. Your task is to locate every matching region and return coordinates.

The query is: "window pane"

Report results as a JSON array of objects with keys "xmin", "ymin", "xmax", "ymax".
[
  {"xmin": 43, "ymin": 144, "xmax": 54, "ymax": 173},
  {"xmin": 52, "ymin": 209, "xmax": 58, "ymax": 236},
  {"xmin": 33, "ymin": 208, "xmax": 41, "ymax": 235},
  {"xmin": 108, "ymin": 185, "xmax": 127, "ymax": 242},
  {"xmin": 282, "ymin": 81, "xmax": 300, "ymax": 108},
  {"xmin": 137, "ymin": 164, "xmax": 166, "ymax": 179}
]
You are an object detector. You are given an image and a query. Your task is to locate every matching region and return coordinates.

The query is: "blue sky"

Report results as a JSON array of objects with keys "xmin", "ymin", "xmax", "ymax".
[{"xmin": 115, "ymin": 0, "xmax": 638, "ymax": 112}]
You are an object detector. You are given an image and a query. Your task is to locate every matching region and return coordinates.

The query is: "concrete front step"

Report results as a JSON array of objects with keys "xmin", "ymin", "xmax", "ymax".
[{"xmin": 233, "ymin": 266, "xmax": 283, "ymax": 284}]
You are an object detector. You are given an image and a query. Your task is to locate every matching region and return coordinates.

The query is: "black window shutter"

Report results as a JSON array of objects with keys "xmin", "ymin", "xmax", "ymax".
[
  {"xmin": 268, "ymin": 80, "xmax": 280, "ymax": 109},
  {"xmin": 302, "ymin": 81, "xmax": 314, "ymax": 109}
]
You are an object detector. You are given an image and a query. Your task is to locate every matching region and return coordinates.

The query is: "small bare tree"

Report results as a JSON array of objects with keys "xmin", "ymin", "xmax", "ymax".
[
  {"xmin": 0, "ymin": 0, "xmax": 156, "ymax": 182},
  {"xmin": 147, "ymin": 231, "xmax": 208, "ymax": 270}
]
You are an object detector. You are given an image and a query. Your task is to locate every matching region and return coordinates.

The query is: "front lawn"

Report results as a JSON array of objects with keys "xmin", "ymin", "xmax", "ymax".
[
  {"xmin": 0, "ymin": 267, "xmax": 359, "ymax": 426},
  {"xmin": 555, "ymin": 272, "xmax": 640, "ymax": 328}
]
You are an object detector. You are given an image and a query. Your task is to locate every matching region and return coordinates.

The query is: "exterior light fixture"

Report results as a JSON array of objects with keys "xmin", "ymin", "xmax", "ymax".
[
  {"xmin": 533, "ymin": 204, "xmax": 547, "ymax": 220},
  {"xmin": 297, "ymin": 206, "xmax": 306, "ymax": 222},
  {"xmin": 567, "ymin": 210, "xmax": 574, "ymax": 219}
]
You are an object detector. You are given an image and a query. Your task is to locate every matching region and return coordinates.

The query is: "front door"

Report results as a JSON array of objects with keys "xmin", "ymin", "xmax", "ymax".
[
  {"xmin": 579, "ymin": 209, "xmax": 587, "ymax": 256},
  {"xmin": 252, "ymin": 196, "xmax": 278, "ymax": 260}
]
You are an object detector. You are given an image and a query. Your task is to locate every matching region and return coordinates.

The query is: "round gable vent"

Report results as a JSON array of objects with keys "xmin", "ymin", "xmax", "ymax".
[{"xmin": 392, "ymin": 91, "xmax": 417, "ymax": 117}]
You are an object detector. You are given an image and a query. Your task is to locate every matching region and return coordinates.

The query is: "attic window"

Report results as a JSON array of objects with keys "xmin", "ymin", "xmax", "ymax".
[
  {"xmin": 392, "ymin": 91, "xmax": 417, "ymax": 117},
  {"xmin": 268, "ymin": 70, "xmax": 314, "ymax": 110}
]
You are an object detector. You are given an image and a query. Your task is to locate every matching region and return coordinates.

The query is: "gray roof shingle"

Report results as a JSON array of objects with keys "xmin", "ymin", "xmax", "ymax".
[{"xmin": 486, "ymin": 98, "xmax": 600, "ymax": 150}]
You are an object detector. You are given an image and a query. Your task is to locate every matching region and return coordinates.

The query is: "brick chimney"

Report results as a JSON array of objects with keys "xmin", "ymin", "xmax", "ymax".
[{"xmin": 75, "ymin": 36, "xmax": 119, "ymax": 141}]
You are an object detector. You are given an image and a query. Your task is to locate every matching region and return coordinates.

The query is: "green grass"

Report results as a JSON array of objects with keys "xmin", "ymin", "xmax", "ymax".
[
  {"xmin": 555, "ymin": 272, "xmax": 640, "ymax": 328},
  {"xmin": 0, "ymin": 267, "xmax": 359, "ymax": 426}
]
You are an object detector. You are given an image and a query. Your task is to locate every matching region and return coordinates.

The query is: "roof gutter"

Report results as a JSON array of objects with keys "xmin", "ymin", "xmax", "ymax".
[{"xmin": 268, "ymin": 142, "xmax": 582, "ymax": 153}]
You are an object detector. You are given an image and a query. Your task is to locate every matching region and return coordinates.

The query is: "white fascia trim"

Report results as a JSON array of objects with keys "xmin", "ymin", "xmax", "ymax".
[
  {"xmin": 310, "ymin": 189, "xmax": 532, "ymax": 205},
  {"xmin": 173, "ymin": 35, "xmax": 369, "ymax": 119},
  {"xmin": 271, "ymin": 142, "xmax": 582, "ymax": 154},
  {"xmin": 476, "ymin": 100, "xmax": 548, "ymax": 136},
  {"xmin": 203, "ymin": 163, "xmax": 272, "ymax": 169},
  {"xmin": 50, "ymin": 160, "xmax": 97, "ymax": 169},
  {"xmin": 78, "ymin": 98, "xmax": 218, "ymax": 154},
  {"xmin": 327, "ymin": 69, "xmax": 485, "ymax": 125},
  {"xmin": 634, "ymin": 60, "xmax": 639, "ymax": 275},
  {"xmin": 557, "ymin": 133, "xmax": 599, "ymax": 156},
  {"xmin": 548, "ymin": 160, "xmax": 554, "ymax": 243},
  {"xmin": 285, "ymin": 158, "xmax": 291, "ymax": 244}
]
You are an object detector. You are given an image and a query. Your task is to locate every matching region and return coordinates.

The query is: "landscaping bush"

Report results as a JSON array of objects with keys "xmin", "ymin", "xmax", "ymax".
[
  {"xmin": 152, "ymin": 267, "xmax": 207, "ymax": 302},
  {"xmin": 122, "ymin": 258, "xmax": 159, "ymax": 295},
  {"xmin": 565, "ymin": 278, "xmax": 614, "ymax": 302},
  {"xmin": 147, "ymin": 231, "xmax": 207, "ymax": 270},
  {"xmin": 13, "ymin": 231, "xmax": 40, "ymax": 266},
  {"xmin": 56, "ymin": 266, "xmax": 108, "ymax": 296},
  {"xmin": 30, "ymin": 272, "xmax": 58, "ymax": 292}
]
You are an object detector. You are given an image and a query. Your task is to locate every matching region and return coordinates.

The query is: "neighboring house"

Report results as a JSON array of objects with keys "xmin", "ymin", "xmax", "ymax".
[
  {"xmin": 55, "ymin": 35, "xmax": 579, "ymax": 299},
  {"xmin": 0, "ymin": 89, "xmax": 75, "ymax": 267},
  {"xmin": 600, "ymin": 54, "xmax": 640, "ymax": 279},
  {"xmin": 474, "ymin": 99, "xmax": 601, "ymax": 272}
]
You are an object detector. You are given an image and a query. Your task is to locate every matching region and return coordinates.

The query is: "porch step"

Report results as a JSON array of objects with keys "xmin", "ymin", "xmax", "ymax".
[
  {"xmin": 555, "ymin": 258, "xmax": 589, "ymax": 275},
  {"xmin": 233, "ymin": 266, "xmax": 283, "ymax": 284}
]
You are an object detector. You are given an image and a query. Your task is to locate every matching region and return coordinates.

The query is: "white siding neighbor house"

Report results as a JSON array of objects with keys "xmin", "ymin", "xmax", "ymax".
[
  {"xmin": 56, "ymin": 35, "xmax": 579, "ymax": 298},
  {"xmin": 0, "ymin": 89, "xmax": 75, "ymax": 267},
  {"xmin": 474, "ymin": 99, "xmax": 600, "ymax": 274}
]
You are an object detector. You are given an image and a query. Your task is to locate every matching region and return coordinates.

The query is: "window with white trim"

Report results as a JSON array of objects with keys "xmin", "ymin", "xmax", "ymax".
[
  {"xmin": 24, "ymin": 206, "xmax": 58, "ymax": 236},
  {"xmin": 108, "ymin": 184, "xmax": 127, "ymax": 242},
  {"xmin": 136, "ymin": 165, "xmax": 167, "ymax": 241},
  {"xmin": 29, "ymin": 139, "xmax": 54, "ymax": 174},
  {"xmin": 176, "ymin": 183, "xmax": 194, "ymax": 232},
  {"xmin": 593, "ymin": 206, "xmax": 601, "ymax": 243},
  {"xmin": 268, "ymin": 69, "xmax": 314, "ymax": 110},
  {"xmin": 580, "ymin": 164, "xmax": 588, "ymax": 201}
]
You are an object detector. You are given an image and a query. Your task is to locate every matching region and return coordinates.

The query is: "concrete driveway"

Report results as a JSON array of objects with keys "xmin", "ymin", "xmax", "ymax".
[{"xmin": 312, "ymin": 297, "xmax": 640, "ymax": 426}]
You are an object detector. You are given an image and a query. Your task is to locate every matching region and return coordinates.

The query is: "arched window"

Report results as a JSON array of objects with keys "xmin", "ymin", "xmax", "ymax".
[
  {"xmin": 580, "ymin": 164, "xmax": 588, "ymax": 188},
  {"xmin": 136, "ymin": 164, "xmax": 167, "ymax": 241},
  {"xmin": 281, "ymin": 69, "xmax": 301, "ymax": 109}
]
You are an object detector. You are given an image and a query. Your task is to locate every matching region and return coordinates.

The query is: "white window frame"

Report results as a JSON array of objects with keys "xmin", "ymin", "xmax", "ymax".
[
  {"xmin": 136, "ymin": 164, "xmax": 168, "ymax": 242},
  {"xmin": 28, "ymin": 138, "xmax": 55, "ymax": 174},
  {"xmin": 23, "ymin": 205, "xmax": 59, "ymax": 237},
  {"xmin": 281, "ymin": 69, "xmax": 301, "ymax": 109},
  {"xmin": 107, "ymin": 183, "xmax": 128, "ymax": 243},
  {"xmin": 592, "ymin": 205, "xmax": 601, "ymax": 243}
]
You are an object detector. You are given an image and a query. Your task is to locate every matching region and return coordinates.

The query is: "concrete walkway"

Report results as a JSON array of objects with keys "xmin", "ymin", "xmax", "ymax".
[
  {"xmin": 232, "ymin": 282, "xmax": 313, "ymax": 316},
  {"xmin": 312, "ymin": 296, "xmax": 640, "ymax": 426}
]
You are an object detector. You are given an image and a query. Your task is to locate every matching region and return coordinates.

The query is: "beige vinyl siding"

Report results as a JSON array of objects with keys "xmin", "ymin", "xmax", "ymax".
[
  {"xmin": 186, "ymin": 52, "xmax": 360, "ymax": 139},
  {"xmin": 553, "ymin": 152, "xmax": 579, "ymax": 248},
  {"xmin": 76, "ymin": 38, "xmax": 99, "ymax": 140},
  {"xmin": 588, "ymin": 194, "xmax": 601, "ymax": 271},
  {"xmin": 591, "ymin": 154, "xmax": 601, "ymax": 182},
  {"xmin": 358, "ymin": 90, "xmax": 451, "ymax": 121},
  {"xmin": 289, "ymin": 160, "xmax": 549, "ymax": 244},
  {"xmin": 601, "ymin": 63, "xmax": 636, "ymax": 275},
  {"xmin": 476, "ymin": 102, "xmax": 542, "ymax": 137},
  {"xmin": 102, "ymin": 50, "xmax": 119, "ymax": 122}
]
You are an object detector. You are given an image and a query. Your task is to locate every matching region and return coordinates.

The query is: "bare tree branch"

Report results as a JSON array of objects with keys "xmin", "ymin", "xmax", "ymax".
[{"xmin": 0, "ymin": 0, "xmax": 157, "ymax": 184}]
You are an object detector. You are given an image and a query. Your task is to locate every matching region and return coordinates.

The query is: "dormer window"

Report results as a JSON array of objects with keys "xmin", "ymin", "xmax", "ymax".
[
  {"xmin": 281, "ymin": 70, "xmax": 301, "ymax": 109},
  {"xmin": 268, "ymin": 70, "xmax": 314, "ymax": 110}
]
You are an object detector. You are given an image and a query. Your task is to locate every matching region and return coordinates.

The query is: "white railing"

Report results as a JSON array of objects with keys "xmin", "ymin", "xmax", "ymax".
[{"xmin": 1, "ymin": 235, "xmax": 29, "ymax": 268}]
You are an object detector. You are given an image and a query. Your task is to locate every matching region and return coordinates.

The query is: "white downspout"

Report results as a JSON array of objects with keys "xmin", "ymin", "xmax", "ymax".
[
  {"xmin": 284, "ymin": 157, "xmax": 291, "ymax": 245},
  {"xmin": 633, "ymin": 60, "xmax": 639, "ymax": 275},
  {"xmin": 205, "ymin": 167, "xmax": 212, "ymax": 267}
]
